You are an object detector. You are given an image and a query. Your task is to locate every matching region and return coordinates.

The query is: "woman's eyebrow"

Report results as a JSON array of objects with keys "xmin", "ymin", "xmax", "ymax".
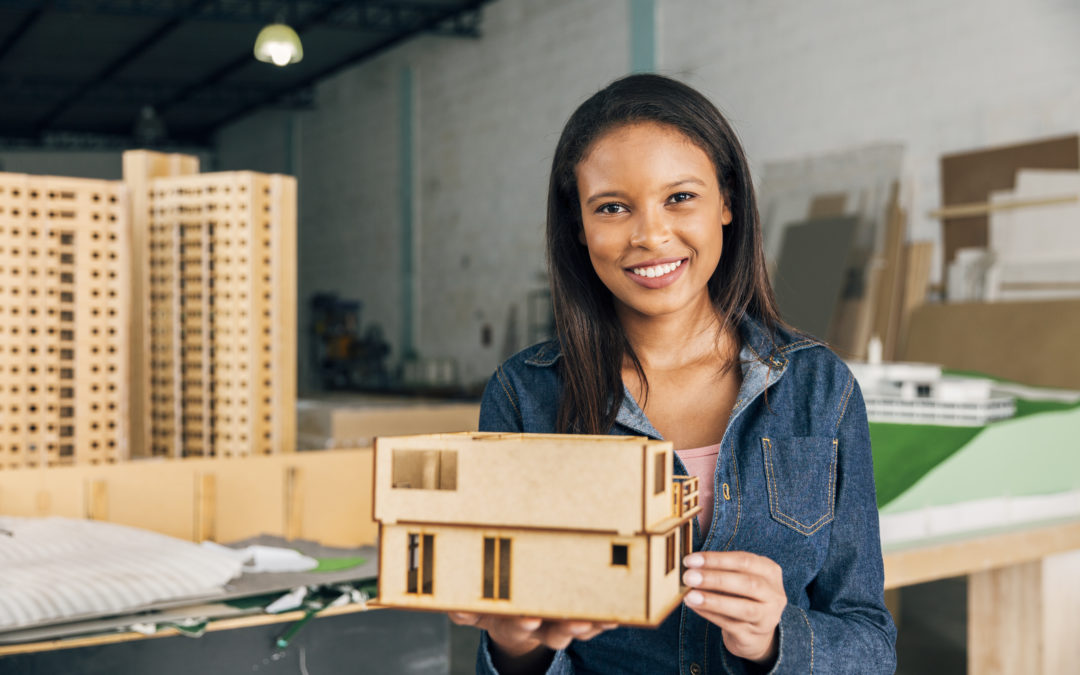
[
  {"xmin": 664, "ymin": 177, "xmax": 707, "ymax": 190},
  {"xmin": 584, "ymin": 190, "xmax": 626, "ymax": 205}
]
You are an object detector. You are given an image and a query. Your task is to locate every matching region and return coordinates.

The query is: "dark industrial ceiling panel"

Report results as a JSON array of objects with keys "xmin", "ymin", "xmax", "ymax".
[{"xmin": 0, "ymin": 0, "xmax": 489, "ymax": 148}]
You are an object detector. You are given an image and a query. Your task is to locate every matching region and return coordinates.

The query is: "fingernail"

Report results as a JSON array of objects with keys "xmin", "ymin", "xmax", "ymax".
[
  {"xmin": 684, "ymin": 554, "xmax": 704, "ymax": 568},
  {"xmin": 685, "ymin": 591, "xmax": 704, "ymax": 606},
  {"xmin": 684, "ymin": 570, "xmax": 702, "ymax": 586},
  {"xmin": 569, "ymin": 624, "xmax": 590, "ymax": 634}
]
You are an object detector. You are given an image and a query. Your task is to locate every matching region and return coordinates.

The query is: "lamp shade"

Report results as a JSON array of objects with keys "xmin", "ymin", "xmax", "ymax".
[{"xmin": 254, "ymin": 23, "xmax": 303, "ymax": 66}]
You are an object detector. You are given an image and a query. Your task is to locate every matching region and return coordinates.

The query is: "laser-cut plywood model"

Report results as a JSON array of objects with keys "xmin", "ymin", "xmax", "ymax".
[
  {"xmin": 0, "ymin": 176, "xmax": 129, "ymax": 468},
  {"xmin": 125, "ymin": 153, "xmax": 297, "ymax": 459},
  {"xmin": 373, "ymin": 432, "xmax": 701, "ymax": 626},
  {"xmin": 0, "ymin": 151, "xmax": 296, "ymax": 468}
]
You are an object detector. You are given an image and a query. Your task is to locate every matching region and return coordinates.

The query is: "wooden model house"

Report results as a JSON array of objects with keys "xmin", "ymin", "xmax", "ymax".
[{"xmin": 373, "ymin": 432, "xmax": 701, "ymax": 626}]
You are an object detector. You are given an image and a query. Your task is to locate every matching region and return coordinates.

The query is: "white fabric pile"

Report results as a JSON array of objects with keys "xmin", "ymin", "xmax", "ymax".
[{"xmin": 0, "ymin": 516, "xmax": 243, "ymax": 630}]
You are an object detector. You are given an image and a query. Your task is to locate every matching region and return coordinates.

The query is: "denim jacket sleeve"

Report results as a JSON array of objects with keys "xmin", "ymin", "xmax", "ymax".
[
  {"xmin": 748, "ymin": 377, "xmax": 897, "ymax": 675},
  {"xmin": 478, "ymin": 365, "xmax": 524, "ymax": 433}
]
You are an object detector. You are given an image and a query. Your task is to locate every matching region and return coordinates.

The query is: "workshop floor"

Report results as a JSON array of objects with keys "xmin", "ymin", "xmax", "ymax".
[{"xmin": 448, "ymin": 577, "xmax": 967, "ymax": 674}]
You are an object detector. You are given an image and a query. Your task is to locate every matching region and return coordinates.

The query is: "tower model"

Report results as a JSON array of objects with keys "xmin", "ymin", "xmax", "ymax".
[
  {"xmin": 0, "ymin": 176, "xmax": 128, "ymax": 468},
  {"xmin": 0, "ymin": 151, "xmax": 296, "ymax": 468}
]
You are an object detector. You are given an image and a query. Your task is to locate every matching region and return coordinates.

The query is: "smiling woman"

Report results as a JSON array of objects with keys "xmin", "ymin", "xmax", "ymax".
[{"xmin": 453, "ymin": 74, "xmax": 897, "ymax": 675}]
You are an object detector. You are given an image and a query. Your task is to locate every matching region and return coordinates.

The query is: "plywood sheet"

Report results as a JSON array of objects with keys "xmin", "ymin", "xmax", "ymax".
[
  {"xmin": 0, "ymin": 449, "xmax": 375, "ymax": 547},
  {"xmin": 772, "ymin": 216, "xmax": 858, "ymax": 341},
  {"xmin": 901, "ymin": 299, "xmax": 1080, "ymax": 389}
]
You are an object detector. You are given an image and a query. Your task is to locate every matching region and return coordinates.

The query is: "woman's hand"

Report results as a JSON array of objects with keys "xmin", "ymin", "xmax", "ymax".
[
  {"xmin": 681, "ymin": 551, "xmax": 787, "ymax": 665},
  {"xmin": 449, "ymin": 612, "xmax": 616, "ymax": 673}
]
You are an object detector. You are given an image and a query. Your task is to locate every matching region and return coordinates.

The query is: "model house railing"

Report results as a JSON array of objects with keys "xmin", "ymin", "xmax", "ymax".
[{"xmin": 672, "ymin": 475, "xmax": 700, "ymax": 518}]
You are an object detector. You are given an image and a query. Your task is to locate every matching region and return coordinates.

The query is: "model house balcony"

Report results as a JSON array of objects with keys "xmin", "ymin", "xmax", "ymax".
[{"xmin": 672, "ymin": 475, "xmax": 700, "ymax": 519}]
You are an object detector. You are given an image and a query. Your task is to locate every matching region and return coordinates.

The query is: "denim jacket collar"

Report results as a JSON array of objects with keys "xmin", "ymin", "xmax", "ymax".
[{"xmin": 521, "ymin": 315, "xmax": 821, "ymax": 439}]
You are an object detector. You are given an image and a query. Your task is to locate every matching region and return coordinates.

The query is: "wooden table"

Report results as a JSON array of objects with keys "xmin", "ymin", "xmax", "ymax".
[{"xmin": 882, "ymin": 517, "xmax": 1080, "ymax": 675}]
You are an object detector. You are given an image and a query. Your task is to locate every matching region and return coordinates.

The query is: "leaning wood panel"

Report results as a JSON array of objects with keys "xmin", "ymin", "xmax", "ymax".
[
  {"xmin": 901, "ymin": 299, "xmax": 1080, "ymax": 389},
  {"xmin": 0, "ymin": 449, "xmax": 375, "ymax": 547}
]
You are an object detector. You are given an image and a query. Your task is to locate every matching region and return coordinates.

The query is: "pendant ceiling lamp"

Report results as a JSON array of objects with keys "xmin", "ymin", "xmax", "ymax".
[{"xmin": 254, "ymin": 23, "xmax": 303, "ymax": 67}]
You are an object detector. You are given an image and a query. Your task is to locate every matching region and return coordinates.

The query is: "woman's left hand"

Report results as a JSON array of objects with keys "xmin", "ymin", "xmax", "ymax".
[{"xmin": 682, "ymin": 551, "xmax": 787, "ymax": 665}]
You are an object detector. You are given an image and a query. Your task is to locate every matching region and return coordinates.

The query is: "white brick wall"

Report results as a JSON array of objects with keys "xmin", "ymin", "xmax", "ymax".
[{"xmin": 217, "ymin": 0, "xmax": 1080, "ymax": 391}]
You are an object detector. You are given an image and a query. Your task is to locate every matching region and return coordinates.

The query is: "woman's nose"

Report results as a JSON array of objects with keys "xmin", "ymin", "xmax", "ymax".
[{"xmin": 629, "ymin": 207, "xmax": 672, "ymax": 248}]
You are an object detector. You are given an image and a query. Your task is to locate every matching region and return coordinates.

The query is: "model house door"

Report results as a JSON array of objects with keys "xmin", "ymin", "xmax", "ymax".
[
  {"xmin": 407, "ymin": 533, "xmax": 435, "ymax": 594},
  {"xmin": 482, "ymin": 537, "xmax": 511, "ymax": 600}
]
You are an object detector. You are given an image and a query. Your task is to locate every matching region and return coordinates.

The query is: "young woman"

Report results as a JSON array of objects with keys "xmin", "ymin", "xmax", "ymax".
[{"xmin": 451, "ymin": 74, "xmax": 896, "ymax": 674}]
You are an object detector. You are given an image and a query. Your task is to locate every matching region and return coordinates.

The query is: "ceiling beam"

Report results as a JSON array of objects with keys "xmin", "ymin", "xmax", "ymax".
[
  {"xmin": 154, "ymin": 0, "xmax": 350, "ymax": 117},
  {"xmin": 0, "ymin": 0, "xmax": 482, "ymax": 34},
  {"xmin": 0, "ymin": 76, "xmax": 314, "ymax": 108},
  {"xmin": 204, "ymin": 1, "xmax": 486, "ymax": 135},
  {"xmin": 33, "ymin": 0, "xmax": 212, "ymax": 134},
  {"xmin": 0, "ymin": 4, "xmax": 46, "ymax": 62}
]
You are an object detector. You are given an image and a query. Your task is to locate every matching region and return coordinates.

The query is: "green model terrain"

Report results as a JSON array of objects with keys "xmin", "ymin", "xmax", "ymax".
[{"xmin": 870, "ymin": 374, "xmax": 1080, "ymax": 510}]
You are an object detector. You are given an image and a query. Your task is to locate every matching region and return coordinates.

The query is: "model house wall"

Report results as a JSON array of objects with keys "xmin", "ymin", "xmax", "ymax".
[{"xmin": 374, "ymin": 432, "xmax": 700, "ymax": 625}]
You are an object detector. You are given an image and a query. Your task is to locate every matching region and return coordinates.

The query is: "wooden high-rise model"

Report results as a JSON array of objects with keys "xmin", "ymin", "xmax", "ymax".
[
  {"xmin": 0, "ymin": 151, "xmax": 296, "ymax": 468},
  {"xmin": 0, "ymin": 176, "xmax": 129, "ymax": 468},
  {"xmin": 373, "ymin": 432, "xmax": 701, "ymax": 626}
]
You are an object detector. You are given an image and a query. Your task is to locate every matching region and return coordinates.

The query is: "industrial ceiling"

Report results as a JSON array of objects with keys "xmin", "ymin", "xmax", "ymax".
[{"xmin": 0, "ymin": 0, "xmax": 488, "ymax": 149}]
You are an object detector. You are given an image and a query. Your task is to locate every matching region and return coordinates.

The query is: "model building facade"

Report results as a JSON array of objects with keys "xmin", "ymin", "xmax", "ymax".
[
  {"xmin": 0, "ymin": 151, "xmax": 296, "ymax": 468},
  {"xmin": 0, "ymin": 175, "xmax": 128, "ymax": 469},
  {"xmin": 128, "ymin": 164, "xmax": 297, "ymax": 459},
  {"xmin": 374, "ymin": 432, "xmax": 700, "ymax": 626}
]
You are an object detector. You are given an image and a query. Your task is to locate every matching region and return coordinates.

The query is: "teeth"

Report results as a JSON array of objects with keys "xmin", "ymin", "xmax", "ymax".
[{"xmin": 632, "ymin": 260, "xmax": 682, "ymax": 278}]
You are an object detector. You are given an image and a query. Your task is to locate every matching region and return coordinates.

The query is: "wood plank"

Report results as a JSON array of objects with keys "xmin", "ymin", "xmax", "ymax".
[
  {"xmin": 883, "ymin": 518, "xmax": 1080, "ymax": 589},
  {"xmin": 0, "ymin": 603, "xmax": 372, "ymax": 656},
  {"xmin": 0, "ymin": 449, "xmax": 376, "ymax": 547},
  {"xmin": 968, "ymin": 561, "xmax": 1043, "ymax": 675},
  {"xmin": 928, "ymin": 194, "xmax": 1079, "ymax": 219}
]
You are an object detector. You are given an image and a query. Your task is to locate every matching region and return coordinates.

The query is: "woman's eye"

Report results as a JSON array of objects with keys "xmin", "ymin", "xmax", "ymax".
[
  {"xmin": 596, "ymin": 203, "xmax": 626, "ymax": 215},
  {"xmin": 669, "ymin": 192, "xmax": 695, "ymax": 204}
]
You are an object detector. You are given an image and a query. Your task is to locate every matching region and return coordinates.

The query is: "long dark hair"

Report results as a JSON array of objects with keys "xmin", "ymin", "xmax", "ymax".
[{"xmin": 547, "ymin": 73, "xmax": 783, "ymax": 434}]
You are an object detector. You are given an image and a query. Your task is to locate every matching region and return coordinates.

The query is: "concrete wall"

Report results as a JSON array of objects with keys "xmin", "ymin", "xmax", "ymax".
[{"xmin": 216, "ymin": 0, "xmax": 1080, "ymax": 392}]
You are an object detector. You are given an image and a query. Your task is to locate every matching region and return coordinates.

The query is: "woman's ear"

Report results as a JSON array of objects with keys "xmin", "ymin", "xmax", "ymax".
[{"xmin": 720, "ymin": 195, "xmax": 734, "ymax": 226}]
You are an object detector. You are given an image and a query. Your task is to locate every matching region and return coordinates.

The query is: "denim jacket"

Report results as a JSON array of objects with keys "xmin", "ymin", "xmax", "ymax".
[{"xmin": 474, "ymin": 316, "xmax": 897, "ymax": 675}]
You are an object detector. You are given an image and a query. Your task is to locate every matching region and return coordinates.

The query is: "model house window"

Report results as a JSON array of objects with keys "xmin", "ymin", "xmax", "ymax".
[
  {"xmin": 654, "ymin": 452, "xmax": 666, "ymax": 494},
  {"xmin": 611, "ymin": 543, "xmax": 628, "ymax": 566},
  {"xmin": 393, "ymin": 449, "xmax": 458, "ymax": 490},
  {"xmin": 482, "ymin": 537, "xmax": 512, "ymax": 600},
  {"xmin": 680, "ymin": 522, "xmax": 691, "ymax": 578},
  {"xmin": 665, "ymin": 532, "xmax": 676, "ymax": 574},
  {"xmin": 407, "ymin": 533, "xmax": 435, "ymax": 595}
]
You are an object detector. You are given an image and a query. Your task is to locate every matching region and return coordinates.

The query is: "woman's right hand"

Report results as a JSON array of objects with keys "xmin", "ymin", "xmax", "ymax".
[{"xmin": 449, "ymin": 612, "xmax": 616, "ymax": 673}]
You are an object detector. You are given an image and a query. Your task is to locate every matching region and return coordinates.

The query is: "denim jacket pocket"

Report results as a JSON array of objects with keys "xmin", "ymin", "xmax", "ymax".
[{"xmin": 761, "ymin": 436, "xmax": 838, "ymax": 536}]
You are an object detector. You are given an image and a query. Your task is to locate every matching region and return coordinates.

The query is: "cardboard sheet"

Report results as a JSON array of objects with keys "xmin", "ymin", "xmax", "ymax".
[{"xmin": 772, "ymin": 216, "xmax": 858, "ymax": 340}]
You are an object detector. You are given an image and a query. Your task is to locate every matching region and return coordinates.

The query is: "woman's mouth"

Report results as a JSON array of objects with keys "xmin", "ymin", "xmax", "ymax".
[{"xmin": 624, "ymin": 258, "xmax": 688, "ymax": 289}]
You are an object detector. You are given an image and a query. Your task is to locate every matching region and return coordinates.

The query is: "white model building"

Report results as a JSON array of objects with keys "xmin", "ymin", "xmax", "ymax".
[{"xmin": 847, "ymin": 338, "xmax": 1015, "ymax": 426}]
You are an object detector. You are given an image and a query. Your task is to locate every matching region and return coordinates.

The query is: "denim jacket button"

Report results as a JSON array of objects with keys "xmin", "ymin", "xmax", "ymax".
[{"xmin": 689, "ymin": 663, "xmax": 702, "ymax": 675}]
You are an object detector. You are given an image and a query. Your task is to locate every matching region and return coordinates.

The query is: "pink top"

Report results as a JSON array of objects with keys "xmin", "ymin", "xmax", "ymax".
[{"xmin": 675, "ymin": 443, "xmax": 721, "ymax": 532}]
